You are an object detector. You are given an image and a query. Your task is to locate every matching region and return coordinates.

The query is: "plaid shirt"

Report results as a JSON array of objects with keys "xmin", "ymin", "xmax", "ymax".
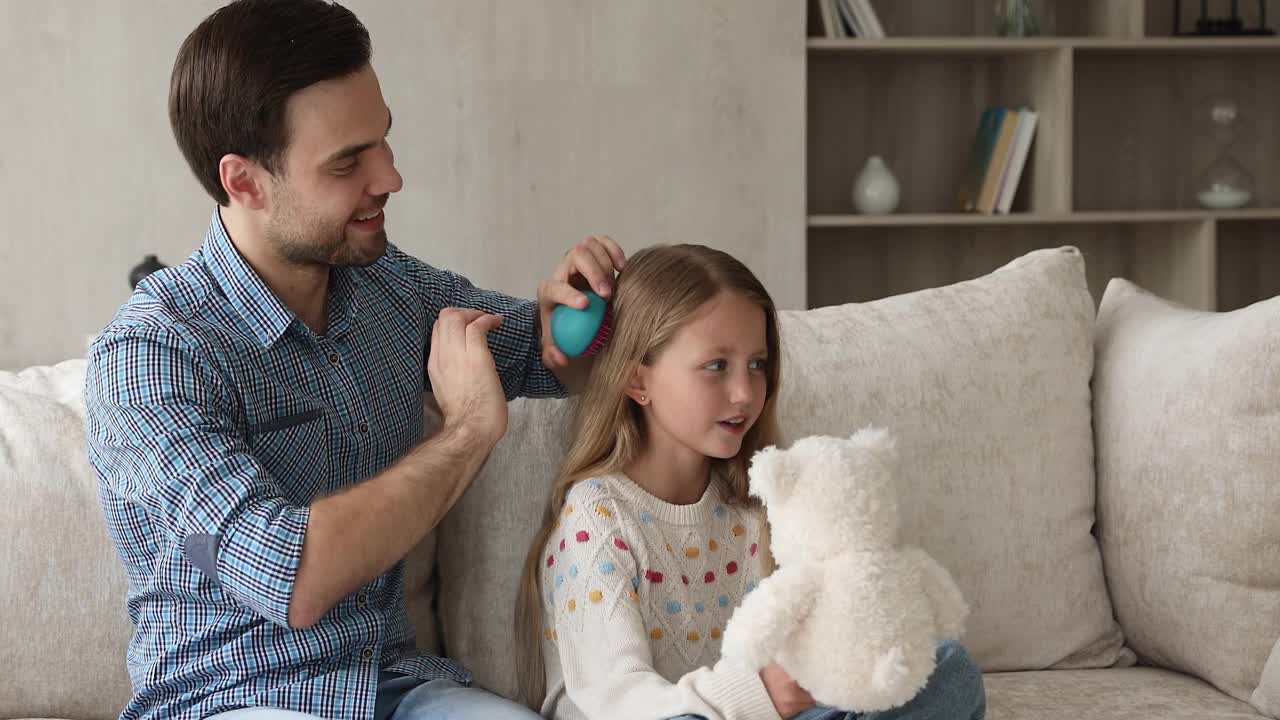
[{"xmin": 86, "ymin": 209, "xmax": 564, "ymax": 720}]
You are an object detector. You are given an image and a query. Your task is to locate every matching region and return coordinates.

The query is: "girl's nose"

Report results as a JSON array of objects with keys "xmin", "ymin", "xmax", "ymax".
[{"xmin": 728, "ymin": 370, "xmax": 753, "ymax": 405}]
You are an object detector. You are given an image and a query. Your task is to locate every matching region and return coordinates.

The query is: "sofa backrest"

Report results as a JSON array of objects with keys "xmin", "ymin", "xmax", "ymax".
[{"xmin": 0, "ymin": 360, "xmax": 133, "ymax": 719}]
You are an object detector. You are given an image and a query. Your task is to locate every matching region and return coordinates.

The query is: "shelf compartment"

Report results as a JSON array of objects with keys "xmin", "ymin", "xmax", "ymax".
[
  {"xmin": 1217, "ymin": 219, "xmax": 1280, "ymax": 310},
  {"xmin": 806, "ymin": 220, "xmax": 1216, "ymax": 310},
  {"xmin": 1073, "ymin": 37, "xmax": 1280, "ymax": 52},
  {"xmin": 1074, "ymin": 51, "xmax": 1280, "ymax": 212},
  {"xmin": 808, "ymin": 49, "xmax": 1071, "ymax": 216},
  {"xmin": 806, "ymin": 0, "xmax": 1142, "ymax": 39},
  {"xmin": 808, "ymin": 38, "xmax": 1071, "ymax": 54},
  {"xmin": 1146, "ymin": 0, "xmax": 1277, "ymax": 39},
  {"xmin": 809, "ymin": 37, "xmax": 1280, "ymax": 53},
  {"xmin": 808, "ymin": 208, "xmax": 1280, "ymax": 226}
]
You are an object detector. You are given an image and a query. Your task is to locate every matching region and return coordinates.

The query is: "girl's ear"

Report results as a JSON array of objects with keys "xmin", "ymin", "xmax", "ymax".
[{"xmin": 624, "ymin": 366, "xmax": 650, "ymax": 406}]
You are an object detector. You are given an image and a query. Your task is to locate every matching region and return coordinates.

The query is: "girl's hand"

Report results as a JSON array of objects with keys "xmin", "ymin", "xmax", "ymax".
[{"xmin": 760, "ymin": 663, "xmax": 816, "ymax": 719}]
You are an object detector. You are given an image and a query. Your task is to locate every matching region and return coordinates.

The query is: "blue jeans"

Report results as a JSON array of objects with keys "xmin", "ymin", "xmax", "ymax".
[
  {"xmin": 209, "ymin": 674, "xmax": 540, "ymax": 720},
  {"xmin": 670, "ymin": 641, "xmax": 985, "ymax": 720}
]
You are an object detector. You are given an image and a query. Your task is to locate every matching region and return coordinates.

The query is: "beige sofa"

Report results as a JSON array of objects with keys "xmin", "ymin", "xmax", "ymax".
[{"xmin": 3, "ymin": 247, "xmax": 1278, "ymax": 720}]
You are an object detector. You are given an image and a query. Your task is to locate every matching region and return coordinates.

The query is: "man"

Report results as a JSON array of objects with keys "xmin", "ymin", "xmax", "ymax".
[{"xmin": 84, "ymin": 1, "xmax": 624, "ymax": 718}]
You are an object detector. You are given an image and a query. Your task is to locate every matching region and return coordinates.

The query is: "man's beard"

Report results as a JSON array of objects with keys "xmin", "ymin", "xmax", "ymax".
[{"xmin": 266, "ymin": 188, "xmax": 386, "ymax": 268}]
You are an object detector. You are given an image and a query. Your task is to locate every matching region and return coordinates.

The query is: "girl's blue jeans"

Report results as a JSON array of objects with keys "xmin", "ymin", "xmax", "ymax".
[{"xmin": 670, "ymin": 640, "xmax": 986, "ymax": 720}]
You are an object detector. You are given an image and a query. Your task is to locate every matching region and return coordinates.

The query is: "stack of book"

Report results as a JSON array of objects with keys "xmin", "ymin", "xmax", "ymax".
[
  {"xmin": 956, "ymin": 106, "xmax": 1039, "ymax": 215},
  {"xmin": 817, "ymin": 0, "xmax": 884, "ymax": 39}
]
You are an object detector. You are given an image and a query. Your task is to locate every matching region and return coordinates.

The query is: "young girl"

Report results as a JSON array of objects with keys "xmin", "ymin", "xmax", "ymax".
[{"xmin": 515, "ymin": 244, "xmax": 986, "ymax": 720}]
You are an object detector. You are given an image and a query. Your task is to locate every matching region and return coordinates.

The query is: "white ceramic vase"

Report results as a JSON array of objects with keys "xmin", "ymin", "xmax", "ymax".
[{"xmin": 852, "ymin": 155, "xmax": 900, "ymax": 215}]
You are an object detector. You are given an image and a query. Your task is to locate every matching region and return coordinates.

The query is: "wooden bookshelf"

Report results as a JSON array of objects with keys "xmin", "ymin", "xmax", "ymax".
[
  {"xmin": 806, "ymin": 0, "xmax": 1280, "ymax": 312},
  {"xmin": 808, "ymin": 37, "xmax": 1280, "ymax": 53}
]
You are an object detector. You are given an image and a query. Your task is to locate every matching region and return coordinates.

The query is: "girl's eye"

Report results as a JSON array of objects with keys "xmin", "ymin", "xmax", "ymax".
[
  {"xmin": 749, "ymin": 358, "xmax": 768, "ymax": 371},
  {"xmin": 703, "ymin": 360, "xmax": 727, "ymax": 371}
]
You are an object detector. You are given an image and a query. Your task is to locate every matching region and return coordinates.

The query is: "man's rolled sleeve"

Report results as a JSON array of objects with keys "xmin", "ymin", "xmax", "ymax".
[{"xmin": 86, "ymin": 328, "xmax": 308, "ymax": 628}]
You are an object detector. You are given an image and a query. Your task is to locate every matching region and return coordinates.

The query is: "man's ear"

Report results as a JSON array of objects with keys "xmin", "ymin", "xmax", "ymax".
[
  {"xmin": 624, "ymin": 365, "xmax": 650, "ymax": 406},
  {"xmin": 219, "ymin": 153, "xmax": 269, "ymax": 210}
]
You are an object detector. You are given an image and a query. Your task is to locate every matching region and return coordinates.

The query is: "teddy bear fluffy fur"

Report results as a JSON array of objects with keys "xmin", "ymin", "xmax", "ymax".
[{"xmin": 720, "ymin": 428, "xmax": 969, "ymax": 712}]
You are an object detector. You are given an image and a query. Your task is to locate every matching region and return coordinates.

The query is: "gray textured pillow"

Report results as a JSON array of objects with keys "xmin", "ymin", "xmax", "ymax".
[
  {"xmin": 436, "ymin": 246, "xmax": 1132, "ymax": 698},
  {"xmin": 1094, "ymin": 278, "xmax": 1280, "ymax": 717}
]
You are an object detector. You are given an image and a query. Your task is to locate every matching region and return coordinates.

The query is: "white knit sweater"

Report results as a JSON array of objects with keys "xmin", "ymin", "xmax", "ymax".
[{"xmin": 538, "ymin": 473, "xmax": 780, "ymax": 720}]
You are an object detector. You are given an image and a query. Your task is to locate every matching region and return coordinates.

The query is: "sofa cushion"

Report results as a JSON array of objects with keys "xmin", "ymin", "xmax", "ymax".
[
  {"xmin": 774, "ymin": 246, "xmax": 1127, "ymax": 671},
  {"xmin": 985, "ymin": 667, "xmax": 1268, "ymax": 719},
  {"xmin": 0, "ymin": 360, "xmax": 132, "ymax": 720},
  {"xmin": 436, "ymin": 246, "xmax": 1131, "ymax": 698},
  {"xmin": 1093, "ymin": 279, "xmax": 1280, "ymax": 717},
  {"xmin": 404, "ymin": 399, "xmax": 447, "ymax": 658},
  {"xmin": 437, "ymin": 397, "xmax": 575, "ymax": 696}
]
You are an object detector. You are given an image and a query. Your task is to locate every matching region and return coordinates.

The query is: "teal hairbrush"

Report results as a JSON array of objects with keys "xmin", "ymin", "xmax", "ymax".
[{"xmin": 549, "ymin": 290, "xmax": 613, "ymax": 357}]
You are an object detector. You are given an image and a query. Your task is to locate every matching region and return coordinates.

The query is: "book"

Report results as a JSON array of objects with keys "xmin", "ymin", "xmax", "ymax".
[
  {"xmin": 837, "ymin": 0, "xmax": 864, "ymax": 37},
  {"xmin": 957, "ymin": 107, "xmax": 1004, "ymax": 212},
  {"xmin": 977, "ymin": 109, "xmax": 1020, "ymax": 213},
  {"xmin": 995, "ymin": 110, "xmax": 1039, "ymax": 214},
  {"xmin": 819, "ymin": 0, "xmax": 842, "ymax": 38},
  {"xmin": 989, "ymin": 111, "xmax": 1027, "ymax": 214},
  {"xmin": 854, "ymin": 0, "xmax": 885, "ymax": 39}
]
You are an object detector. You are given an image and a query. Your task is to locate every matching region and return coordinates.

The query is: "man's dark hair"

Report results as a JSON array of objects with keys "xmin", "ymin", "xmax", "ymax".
[{"xmin": 169, "ymin": 0, "xmax": 372, "ymax": 205}]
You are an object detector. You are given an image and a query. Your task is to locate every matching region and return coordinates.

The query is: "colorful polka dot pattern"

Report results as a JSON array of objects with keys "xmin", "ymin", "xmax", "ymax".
[{"xmin": 543, "ymin": 476, "xmax": 765, "ymax": 656}]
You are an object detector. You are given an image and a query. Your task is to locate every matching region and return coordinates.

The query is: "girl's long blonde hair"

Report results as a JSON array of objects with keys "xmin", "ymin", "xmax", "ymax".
[{"xmin": 514, "ymin": 244, "xmax": 782, "ymax": 708}]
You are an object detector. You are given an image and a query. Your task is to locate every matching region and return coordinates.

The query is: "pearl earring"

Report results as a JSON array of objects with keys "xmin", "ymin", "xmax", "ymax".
[{"xmin": 639, "ymin": 395, "xmax": 647, "ymax": 403}]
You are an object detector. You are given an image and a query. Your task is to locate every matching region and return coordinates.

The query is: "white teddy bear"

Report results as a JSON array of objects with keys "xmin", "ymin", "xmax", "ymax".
[{"xmin": 721, "ymin": 428, "xmax": 969, "ymax": 712}]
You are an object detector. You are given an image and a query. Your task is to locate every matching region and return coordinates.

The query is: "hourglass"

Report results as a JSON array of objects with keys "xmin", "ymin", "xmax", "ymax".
[{"xmin": 1194, "ymin": 95, "xmax": 1255, "ymax": 209}]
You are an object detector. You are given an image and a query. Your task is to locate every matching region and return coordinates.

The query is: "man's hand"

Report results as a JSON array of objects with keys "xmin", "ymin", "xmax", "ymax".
[
  {"xmin": 537, "ymin": 235, "xmax": 626, "ymax": 369},
  {"xmin": 760, "ymin": 663, "xmax": 816, "ymax": 719},
  {"xmin": 427, "ymin": 308, "xmax": 508, "ymax": 448}
]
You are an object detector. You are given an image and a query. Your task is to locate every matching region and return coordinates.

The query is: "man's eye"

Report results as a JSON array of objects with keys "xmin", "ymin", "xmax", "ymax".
[{"xmin": 335, "ymin": 161, "xmax": 358, "ymax": 175}]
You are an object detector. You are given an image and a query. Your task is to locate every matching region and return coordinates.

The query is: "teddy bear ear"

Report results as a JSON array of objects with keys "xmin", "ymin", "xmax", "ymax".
[
  {"xmin": 848, "ymin": 426, "xmax": 898, "ymax": 468},
  {"xmin": 747, "ymin": 444, "xmax": 794, "ymax": 504}
]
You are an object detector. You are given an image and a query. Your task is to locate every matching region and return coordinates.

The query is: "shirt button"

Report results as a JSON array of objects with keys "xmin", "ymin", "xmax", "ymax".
[
  {"xmin": 327, "ymin": 352, "xmax": 339, "ymax": 365},
  {"xmin": 357, "ymin": 591, "xmax": 369, "ymax": 607},
  {"xmin": 358, "ymin": 421, "xmax": 369, "ymax": 434},
  {"xmin": 361, "ymin": 647, "xmax": 374, "ymax": 661}
]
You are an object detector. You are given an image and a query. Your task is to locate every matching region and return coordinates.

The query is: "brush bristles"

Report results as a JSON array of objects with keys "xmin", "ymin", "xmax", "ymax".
[{"xmin": 584, "ymin": 304, "xmax": 613, "ymax": 356}]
